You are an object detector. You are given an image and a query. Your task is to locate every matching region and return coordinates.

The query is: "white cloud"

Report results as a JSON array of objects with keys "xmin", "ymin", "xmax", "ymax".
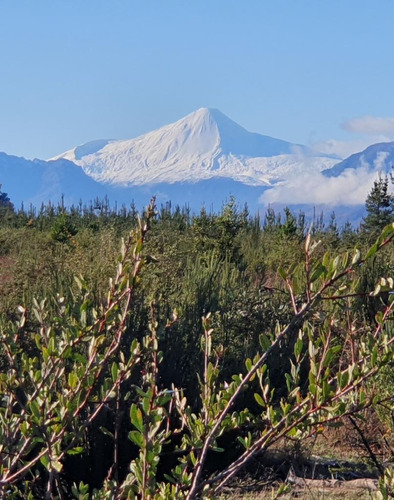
[
  {"xmin": 373, "ymin": 151, "xmax": 390, "ymax": 170},
  {"xmin": 311, "ymin": 138, "xmax": 374, "ymax": 159},
  {"xmin": 342, "ymin": 116, "xmax": 394, "ymax": 137},
  {"xmin": 310, "ymin": 116, "xmax": 394, "ymax": 159},
  {"xmin": 259, "ymin": 167, "xmax": 379, "ymax": 207},
  {"xmin": 261, "ymin": 114, "xmax": 394, "ymax": 208}
]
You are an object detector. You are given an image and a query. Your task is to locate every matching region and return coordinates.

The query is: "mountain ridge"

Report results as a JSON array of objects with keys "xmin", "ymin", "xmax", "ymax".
[
  {"xmin": 3, "ymin": 108, "xmax": 394, "ymax": 223},
  {"xmin": 52, "ymin": 108, "xmax": 339, "ymax": 186},
  {"xmin": 323, "ymin": 141, "xmax": 394, "ymax": 177}
]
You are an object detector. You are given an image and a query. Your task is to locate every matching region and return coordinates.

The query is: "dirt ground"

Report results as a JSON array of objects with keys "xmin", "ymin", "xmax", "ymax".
[{"xmin": 218, "ymin": 418, "xmax": 389, "ymax": 500}]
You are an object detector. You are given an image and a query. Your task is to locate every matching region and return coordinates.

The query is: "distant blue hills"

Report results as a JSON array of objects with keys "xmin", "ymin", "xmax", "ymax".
[{"xmin": 1, "ymin": 123, "xmax": 393, "ymax": 225}]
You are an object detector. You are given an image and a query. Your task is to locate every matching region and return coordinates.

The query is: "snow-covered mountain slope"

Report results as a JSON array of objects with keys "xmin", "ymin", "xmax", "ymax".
[
  {"xmin": 0, "ymin": 151, "xmax": 267, "ymax": 213},
  {"xmin": 53, "ymin": 108, "xmax": 339, "ymax": 186},
  {"xmin": 322, "ymin": 141, "xmax": 394, "ymax": 177}
]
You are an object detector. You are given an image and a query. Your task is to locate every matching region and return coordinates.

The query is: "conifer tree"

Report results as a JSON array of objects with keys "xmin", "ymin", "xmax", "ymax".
[
  {"xmin": 325, "ymin": 211, "xmax": 340, "ymax": 247},
  {"xmin": 362, "ymin": 174, "xmax": 394, "ymax": 236},
  {"xmin": 0, "ymin": 184, "xmax": 13, "ymax": 209},
  {"xmin": 280, "ymin": 207, "xmax": 297, "ymax": 237},
  {"xmin": 0, "ymin": 183, "xmax": 14, "ymax": 220},
  {"xmin": 263, "ymin": 206, "xmax": 278, "ymax": 232}
]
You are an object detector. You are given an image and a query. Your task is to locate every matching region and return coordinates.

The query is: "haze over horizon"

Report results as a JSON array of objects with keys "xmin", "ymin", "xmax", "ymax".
[{"xmin": 1, "ymin": 1, "xmax": 394, "ymax": 162}]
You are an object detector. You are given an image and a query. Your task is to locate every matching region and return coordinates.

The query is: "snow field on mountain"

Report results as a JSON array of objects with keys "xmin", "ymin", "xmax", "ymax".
[{"xmin": 53, "ymin": 108, "xmax": 338, "ymax": 186}]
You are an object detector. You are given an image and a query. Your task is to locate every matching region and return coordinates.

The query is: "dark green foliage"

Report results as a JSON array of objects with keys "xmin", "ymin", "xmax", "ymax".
[
  {"xmin": 0, "ymin": 186, "xmax": 13, "ymax": 210},
  {"xmin": 362, "ymin": 174, "xmax": 394, "ymax": 237},
  {"xmin": 0, "ymin": 188, "xmax": 394, "ymax": 498},
  {"xmin": 280, "ymin": 207, "xmax": 298, "ymax": 238},
  {"xmin": 51, "ymin": 213, "xmax": 78, "ymax": 242},
  {"xmin": 0, "ymin": 184, "xmax": 14, "ymax": 224},
  {"xmin": 341, "ymin": 219, "xmax": 357, "ymax": 248}
]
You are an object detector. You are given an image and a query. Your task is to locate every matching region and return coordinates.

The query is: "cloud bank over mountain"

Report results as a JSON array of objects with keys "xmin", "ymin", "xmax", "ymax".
[
  {"xmin": 2, "ymin": 108, "xmax": 394, "ymax": 223},
  {"xmin": 260, "ymin": 166, "xmax": 379, "ymax": 207},
  {"xmin": 262, "ymin": 140, "xmax": 394, "ymax": 207},
  {"xmin": 311, "ymin": 115, "xmax": 394, "ymax": 159}
]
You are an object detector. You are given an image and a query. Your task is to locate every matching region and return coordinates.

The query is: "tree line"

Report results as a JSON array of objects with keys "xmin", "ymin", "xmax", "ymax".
[{"xmin": 0, "ymin": 175, "xmax": 393, "ymax": 498}]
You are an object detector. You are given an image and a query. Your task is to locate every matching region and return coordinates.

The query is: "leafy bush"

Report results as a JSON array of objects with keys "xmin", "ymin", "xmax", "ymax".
[{"xmin": 1, "ymin": 196, "xmax": 394, "ymax": 499}]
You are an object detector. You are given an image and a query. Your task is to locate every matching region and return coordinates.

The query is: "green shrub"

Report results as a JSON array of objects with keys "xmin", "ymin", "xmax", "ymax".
[{"xmin": 1, "ymin": 196, "xmax": 394, "ymax": 499}]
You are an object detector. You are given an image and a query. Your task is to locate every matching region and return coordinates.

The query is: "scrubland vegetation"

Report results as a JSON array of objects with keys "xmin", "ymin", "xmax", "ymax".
[{"xmin": 0, "ymin": 177, "xmax": 393, "ymax": 499}]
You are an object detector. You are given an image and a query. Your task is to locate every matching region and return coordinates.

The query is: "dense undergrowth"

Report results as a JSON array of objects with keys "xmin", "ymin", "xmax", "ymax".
[{"xmin": 0, "ymin": 192, "xmax": 393, "ymax": 499}]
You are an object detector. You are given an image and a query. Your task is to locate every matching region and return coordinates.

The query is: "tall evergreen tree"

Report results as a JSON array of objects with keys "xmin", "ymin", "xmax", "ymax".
[
  {"xmin": 0, "ymin": 184, "xmax": 14, "ymax": 221},
  {"xmin": 362, "ymin": 174, "xmax": 393, "ymax": 236},
  {"xmin": 263, "ymin": 206, "xmax": 279, "ymax": 232},
  {"xmin": 280, "ymin": 207, "xmax": 298, "ymax": 237},
  {"xmin": 325, "ymin": 211, "xmax": 340, "ymax": 247},
  {"xmin": 0, "ymin": 184, "xmax": 13, "ymax": 209}
]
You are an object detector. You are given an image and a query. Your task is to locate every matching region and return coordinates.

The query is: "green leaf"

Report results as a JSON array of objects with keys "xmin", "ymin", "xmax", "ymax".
[
  {"xmin": 371, "ymin": 346, "xmax": 378, "ymax": 366},
  {"xmin": 207, "ymin": 362, "xmax": 214, "ymax": 384},
  {"xmin": 254, "ymin": 393, "xmax": 265, "ymax": 407},
  {"xmin": 285, "ymin": 373, "xmax": 292, "ymax": 392},
  {"xmin": 42, "ymin": 347, "xmax": 49, "ymax": 363},
  {"xmin": 308, "ymin": 341, "xmax": 317, "ymax": 359},
  {"xmin": 338, "ymin": 371, "xmax": 349, "ymax": 390},
  {"xmin": 310, "ymin": 263, "xmax": 326, "ymax": 282},
  {"xmin": 308, "ymin": 368, "xmax": 316, "ymax": 387},
  {"xmin": 294, "ymin": 337, "xmax": 303, "ymax": 360},
  {"xmin": 259, "ymin": 333, "xmax": 271, "ymax": 351},
  {"xmin": 365, "ymin": 242, "xmax": 379, "ymax": 260},
  {"xmin": 375, "ymin": 311, "xmax": 384, "ymax": 325},
  {"xmin": 237, "ymin": 436, "xmax": 250, "ymax": 449},
  {"xmin": 68, "ymin": 372, "xmax": 78, "ymax": 390},
  {"xmin": 52, "ymin": 460, "xmax": 63, "ymax": 472},
  {"xmin": 100, "ymin": 426, "xmax": 114, "ymax": 440},
  {"xmin": 80, "ymin": 299, "xmax": 91, "ymax": 313},
  {"xmin": 163, "ymin": 473, "xmax": 177, "ymax": 485},
  {"xmin": 342, "ymin": 252, "xmax": 350, "ymax": 270},
  {"xmin": 134, "ymin": 238, "xmax": 143, "ymax": 255},
  {"xmin": 29, "ymin": 400, "xmax": 41, "ymax": 420},
  {"xmin": 111, "ymin": 362, "xmax": 119, "ymax": 382},
  {"xmin": 142, "ymin": 394, "xmax": 150, "ymax": 415},
  {"xmin": 322, "ymin": 380, "xmax": 331, "ymax": 400},
  {"xmin": 288, "ymin": 386, "xmax": 301, "ymax": 400},
  {"xmin": 34, "ymin": 334, "xmax": 42, "ymax": 351},
  {"xmin": 130, "ymin": 404, "xmax": 144, "ymax": 432},
  {"xmin": 323, "ymin": 347, "xmax": 335, "ymax": 368},
  {"xmin": 157, "ymin": 391, "xmax": 172, "ymax": 406},
  {"xmin": 40, "ymin": 454, "xmax": 50, "ymax": 470},
  {"xmin": 20, "ymin": 421, "xmax": 29, "ymax": 436},
  {"xmin": 322, "ymin": 251, "xmax": 330, "ymax": 269},
  {"xmin": 67, "ymin": 447, "xmax": 84, "ymax": 455},
  {"xmin": 379, "ymin": 222, "xmax": 394, "ymax": 241},
  {"xmin": 129, "ymin": 430, "xmax": 144, "ymax": 448}
]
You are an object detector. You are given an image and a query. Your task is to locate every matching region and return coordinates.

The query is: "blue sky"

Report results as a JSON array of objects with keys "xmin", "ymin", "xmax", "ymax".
[{"xmin": 1, "ymin": 0, "xmax": 394, "ymax": 160}]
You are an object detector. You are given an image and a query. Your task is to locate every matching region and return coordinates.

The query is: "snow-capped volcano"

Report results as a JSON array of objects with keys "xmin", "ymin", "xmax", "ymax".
[{"xmin": 53, "ymin": 108, "xmax": 338, "ymax": 186}]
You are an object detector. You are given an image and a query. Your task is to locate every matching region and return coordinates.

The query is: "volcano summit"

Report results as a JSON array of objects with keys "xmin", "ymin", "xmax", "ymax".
[{"xmin": 53, "ymin": 108, "xmax": 338, "ymax": 187}]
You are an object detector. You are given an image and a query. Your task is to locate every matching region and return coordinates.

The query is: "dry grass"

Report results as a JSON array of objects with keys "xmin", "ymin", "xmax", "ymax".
[
  {"xmin": 218, "ymin": 420, "xmax": 385, "ymax": 500},
  {"xmin": 0, "ymin": 255, "xmax": 15, "ymax": 287},
  {"xmin": 221, "ymin": 483, "xmax": 375, "ymax": 499}
]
